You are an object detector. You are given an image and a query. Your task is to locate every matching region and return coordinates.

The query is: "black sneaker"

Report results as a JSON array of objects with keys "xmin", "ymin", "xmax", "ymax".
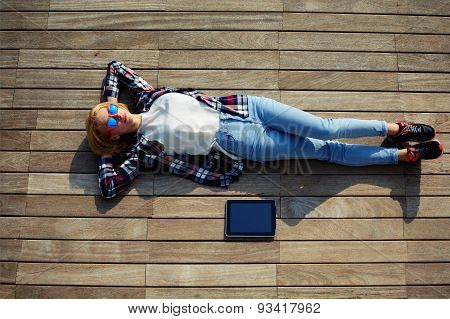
[
  {"xmin": 406, "ymin": 140, "xmax": 444, "ymax": 162},
  {"xmin": 382, "ymin": 121, "xmax": 436, "ymax": 148}
]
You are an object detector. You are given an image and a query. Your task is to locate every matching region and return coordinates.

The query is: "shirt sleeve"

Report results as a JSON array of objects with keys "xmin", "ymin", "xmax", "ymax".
[
  {"xmin": 97, "ymin": 136, "xmax": 150, "ymax": 199},
  {"xmin": 102, "ymin": 60, "xmax": 154, "ymax": 100}
]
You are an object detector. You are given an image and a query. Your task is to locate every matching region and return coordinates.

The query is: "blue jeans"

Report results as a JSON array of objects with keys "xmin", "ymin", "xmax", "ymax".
[{"xmin": 215, "ymin": 95, "xmax": 398, "ymax": 166}]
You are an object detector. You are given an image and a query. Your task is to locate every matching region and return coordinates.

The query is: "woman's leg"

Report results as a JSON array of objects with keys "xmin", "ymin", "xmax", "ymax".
[
  {"xmin": 247, "ymin": 95, "xmax": 389, "ymax": 140},
  {"xmin": 217, "ymin": 117, "xmax": 398, "ymax": 166}
]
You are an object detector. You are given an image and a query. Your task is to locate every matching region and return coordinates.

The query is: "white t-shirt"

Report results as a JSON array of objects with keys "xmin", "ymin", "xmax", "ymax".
[{"xmin": 137, "ymin": 92, "xmax": 240, "ymax": 159}]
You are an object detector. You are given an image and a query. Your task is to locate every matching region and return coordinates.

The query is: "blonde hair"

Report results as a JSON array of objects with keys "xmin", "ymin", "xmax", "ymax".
[{"xmin": 85, "ymin": 101, "xmax": 131, "ymax": 156}]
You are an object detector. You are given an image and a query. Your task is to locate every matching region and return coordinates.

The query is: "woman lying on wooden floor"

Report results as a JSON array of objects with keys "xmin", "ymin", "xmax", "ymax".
[{"xmin": 85, "ymin": 61, "xmax": 444, "ymax": 199}]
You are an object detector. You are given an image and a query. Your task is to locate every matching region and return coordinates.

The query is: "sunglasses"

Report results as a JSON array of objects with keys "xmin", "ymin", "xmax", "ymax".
[{"xmin": 106, "ymin": 104, "xmax": 119, "ymax": 130}]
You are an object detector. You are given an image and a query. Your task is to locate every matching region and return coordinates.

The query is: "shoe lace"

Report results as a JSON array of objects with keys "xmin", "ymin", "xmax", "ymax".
[{"xmin": 403, "ymin": 123, "xmax": 422, "ymax": 135}]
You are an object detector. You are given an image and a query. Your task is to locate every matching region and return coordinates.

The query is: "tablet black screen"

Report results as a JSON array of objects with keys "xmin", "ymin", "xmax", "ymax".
[{"xmin": 226, "ymin": 200, "xmax": 276, "ymax": 237}]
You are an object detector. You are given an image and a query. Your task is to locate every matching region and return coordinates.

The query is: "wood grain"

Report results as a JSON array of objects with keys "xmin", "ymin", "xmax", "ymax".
[
  {"xmin": 398, "ymin": 73, "xmax": 450, "ymax": 92},
  {"xmin": 148, "ymin": 242, "xmax": 280, "ymax": 263},
  {"xmin": 48, "ymin": 12, "xmax": 282, "ymax": 30},
  {"xmin": 146, "ymin": 264, "xmax": 277, "ymax": 286},
  {"xmin": 18, "ymin": 50, "xmax": 159, "ymax": 69},
  {"xmin": 398, "ymin": 54, "xmax": 450, "ymax": 72},
  {"xmin": 279, "ymin": 32, "xmax": 395, "ymax": 51},
  {"xmin": 0, "ymin": 152, "xmax": 29, "ymax": 172},
  {"xmin": 0, "ymin": 131, "xmax": 31, "ymax": 151},
  {"xmin": 30, "ymin": 131, "xmax": 88, "ymax": 151},
  {"xmin": 280, "ymin": 51, "xmax": 397, "ymax": 71},
  {"xmin": 395, "ymin": 34, "xmax": 450, "ymax": 53},
  {"xmin": 0, "ymin": 195, "xmax": 26, "ymax": 216},
  {"xmin": 407, "ymin": 241, "xmax": 450, "ymax": 262},
  {"xmin": 0, "ymin": 50, "xmax": 18, "ymax": 68},
  {"xmin": 278, "ymin": 286, "xmax": 407, "ymax": 299},
  {"xmin": 0, "ymin": 284, "xmax": 15, "ymax": 298},
  {"xmin": 404, "ymin": 219, "xmax": 450, "ymax": 240},
  {"xmin": 146, "ymin": 287, "xmax": 277, "ymax": 298},
  {"xmin": 3, "ymin": 217, "xmax": 147, "ymax": 240},
  {"xmin": 0, "ymin": 31, "xmax": 159, "ymax": 49},
  {"xmin": 0, "ymin": 0, "xmax": 49, "ymax": 11},
  {"xmin": 280, "ymin": 241, "xmax": 407, "ymax": 262},
  {"xmin": 16, "ymin": 285, "xmax": 145, "ymax": 299},
  {"xmin": 0, "ymin": 262, "xmax": 17, "ymax": 284},
  {"xmin": 16, "ymin": 263, "xmax": 146, "ymax": 286},
  {"xmin": 405, "ymin": 263, "xmax": 450, "ymax": 285},
  {"xmin": 0, "ymin": 89, "xmax": 13, "ymax": 108},
  {"xmin": 0, "ymin": 12, "xmax": 48, "ymax": 30},
  {"xmin": 276, "ymin": 219, "xmax": 403, "ymax": 240},
  {"xmin": 0, "ymin": 173, "xmax": 28, "ymax": 194},
  {"xmin": 281, "ymin": 197, "xmax": 404, "ymax": 218},
  {"xmin": 407, "ymin": 286, "xmax": 450, "ymax": 299},
  {"xmin": 277, "ymin": 264, "xmax": 406, "ymax": 286},
  {"xmin": 279, "ymin": 71, "xmax": 398, "ymax": 91},
  {"xmin": 283, "ymin": 13, "xmax": 450, "ymax": 34}
]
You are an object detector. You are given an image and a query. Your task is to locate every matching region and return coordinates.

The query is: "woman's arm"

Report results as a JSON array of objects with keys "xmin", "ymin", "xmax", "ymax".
[{"xmin": 102, "ymin": 60, "xmax": 154, "ymax": 103}]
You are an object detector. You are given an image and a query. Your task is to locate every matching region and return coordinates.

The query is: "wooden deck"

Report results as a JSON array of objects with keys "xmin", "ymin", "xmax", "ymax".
[{"xmin": 1, "ymin": 0, "xmax": 450, "ymax": 299}]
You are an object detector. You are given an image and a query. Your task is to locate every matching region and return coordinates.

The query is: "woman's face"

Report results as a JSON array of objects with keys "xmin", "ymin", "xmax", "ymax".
[{"xmin": 95, "ymin": 106, "xmax": 132, "ymax": 140}]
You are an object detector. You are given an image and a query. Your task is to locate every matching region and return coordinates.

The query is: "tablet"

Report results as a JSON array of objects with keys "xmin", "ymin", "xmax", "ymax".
[{"xmin": 225, "ymin": 199, "xmax": 276, "ymax": 238}]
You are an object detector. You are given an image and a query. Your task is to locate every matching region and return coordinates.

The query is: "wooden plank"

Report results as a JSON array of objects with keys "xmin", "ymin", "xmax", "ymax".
[
  {"xmin": 0, "ymin": 285, "xmax": 15, "ymax": 298},
  {"xmin": 404, "ymin": 154, "xmax": 450, "ymax": 174},
  {"xmin": 0, "ymin": 218, "xmax": 20, "ymax": 238},
  {"xmin": 0, "ymin": 69, "xmax": 16, "ymax": 88},
  {"xmin": 279, "ymin": 71, "xmax": 398, "ymax": 91},
  {"xmin": 27, "ymin": 173, "xmax": 154, "ymax": 195},
  {"xmin": 0, "ymin": 50, "xmax": 18, "ymax": 68},
  {"xmin": 146, "ymin": 264, "xmax": 276, "ymax": 286},
  {"xmin": 0, "ymin": 239, "xmax": 22, "ymax": 260},
  {"xmin": 0, "ymin": 31, "xmax": 159, "ymax": 49},
  {"xmin": 48, "ymin": 12, "xmax": 282, "ymax": 30},
  {"xmin": 16, "ymin": 69, "xmax": 158, "ymax": 88},
  {"xmin": 407, "ymin": 286, "xmax": 450, "ymax": 299},
  {"xmin": 405, "ymin": 263, "xmax": 450, "ymax": 285},
  {"xmin": 278, "ymin": 286, "xmax": 407, "ymax": 299},
  {"xmin": 18, "ymin": 240, "xmax": 149, "ymax": 263},
  {"xmin": 152, "ymin": 196, "xmax": 280, "ymax": 218},
  {"xmin": 283, "ymin": 13, "xmax": 450, "ymax": 34},
  {"xmin": 0, "ymin": 152, "xmax": 29, "ymax": 172},
  {"xmin": 148, "ymin": 219, "xmax": 224, "ymax": 240},
  {"xmin": 399, "ymin": 73, "xmax": 450, "ymax": 92},
  {"xmin": 281, "ymin": 91, "xmax": 450, "ymax": 112},
  {"xmin": 0, "ymin": 173, "xmax": 28, "ymax": 194},
  {"xmin": 154, "ymin": 174, "xmax": 281, "ymax": 196},
  {"xmin": 0, "ymin": 12, "xmax": 48, "ymax": 30},
  {"xmin": 29, "ymin": 152, "xmax": 97, "ymax": 173},
  {"xmin": 280, "ymin": 241, "xmax": 407, "ymax": 263},
  {"xmin": 407, "ymin": 241, "xmax": 450, "ymax": 262},
  {"xmin": 0, "ymin": 262, "xmax": 17, "ymax": 284},
  {"xmin": 50, "ymin": 0, "xmax": 164, "ymax": 11},
  {"xmin": 279, "ymin": 32, "xmax": 395, "ymax": 51},
  {"xmin": 280, "ymin": 175, "xmax": 405, "ymax": 196},
  {"xmin": 281, "ymin": 197, "xmax": 404, "ymax": 218},
  {"xmin": 148, "ymin": 242, "xmax": 280, "ymax": 263},
  {"xmin": 398, "ymin": 54, "xmax": 450, "ymax": 72},
  {"xmin": 395, "ymin": 34, "xmax": 450, "ymax": 53},
  {"xmin": 25, "ymin": 195, "xmax": 152, "ymax": 217},
  {"xmin": 159, "ymin": 50, "xmax": 279, "ymax": 69},
  {"xmin": 4, "ymin": 217, "xmax": 147, "ymax": 240},
  {"xmin": 280, "ymin": 51, "xmax": 397, "ymax": 71},
  {"xmin": 0, "ymin": 131, "xmax": 31, "ymax": 151},
  {"xmin": 50, "ymin": 0, "xmax": 283, "ymax": 11},
  {"xmin": 16, "ymin": 263, "xmax": 146, "ymax": 286},
  {"xmin": 18, "ymin": 50, "xmax": 159, "ymax": 69},
  {"xmin": 0, "ymin": 195, "xmax": 26, "ymax": 216},
  {"xmin": 397, "ymin": 0, "xmax": 450, "ymax": 15},
  {"xmin": 16, "ymin": 285, "xmax": 145, "ymax": 299},
  {"xmin": 36, "ymin": 110, "xmax": 87, "ymax": 130},
  {"xmin": 406, "ymin": 196, "xmax": 450, "ymax": 218},
  {"xmin": 284, "ymin": 0, "xmax": 398, "ymax": 14},
  {"xmin": 277, "ymin": 264, "xmax": 406, "ymax": 286},
  {"xmin": 158, "ymin": 70, "xmax": 278, "ymax": 89},
  {"xmin": 159, "ymin": 31, "xmax": 278, "ymax": 49},
  {"xmin": 0, "ymin": 110, "xmax": 37, "ymax": 129},
  {"xmin": 276, "ymin": 219, "xmax": 403, "ymax": 240},
  {"xmin": 146, "ymin": 287, "xmax": 277, "ymax": 298},
  {"xmin": 0, "ymin": 0, "xmax": 49, "ymax": 11},
  {"xmin": 405, "ymin": 175, "xmax": 450, "ymax": 195},
  {"xmin": 0, "ymin": 89, "xmax": 13, "ymax": 108},
  {"xmin": 404, "ymin": 219, "xmax": 450, "ymax": 240},
  {"xmin": 30, "ymin": 131, "xmax": 87, "ymax": 151}
]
